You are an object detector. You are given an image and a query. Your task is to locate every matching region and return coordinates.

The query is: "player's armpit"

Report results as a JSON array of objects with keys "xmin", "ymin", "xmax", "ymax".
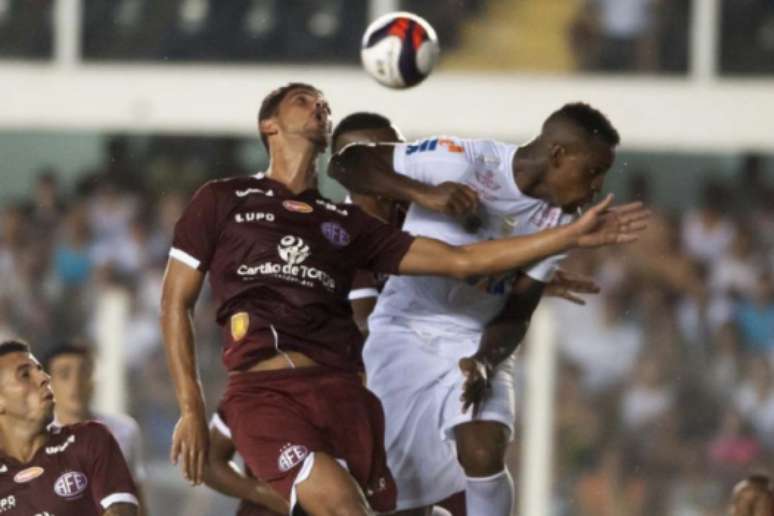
[{"xmin": 102, "ymin": 502, "xmax": 138, "ymax": 516}]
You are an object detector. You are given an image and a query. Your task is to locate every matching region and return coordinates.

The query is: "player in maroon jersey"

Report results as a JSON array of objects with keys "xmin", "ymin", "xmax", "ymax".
[
  {"xmin": 0, "ymin": 339, "xmax": 138, "ymax": 515},
  {"xmin": 160, "ymin": 82, "xmax": 649, "ymax": 515},
  {"xmin": 730, "ymin": 475, "xmax": 774, "ymax": 516}
]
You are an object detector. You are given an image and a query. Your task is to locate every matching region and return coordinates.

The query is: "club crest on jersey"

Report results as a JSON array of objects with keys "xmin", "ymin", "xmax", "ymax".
[
  {"xmin": 54, "ymin": 471, "xmax": 88, "ymax": 499},
  {"xmin": 474, "ymin": 170, "xmax": 501, "ymax": 191},
  {"xmin": 320, "ymin": 222, "xmax": 350, "ymax": 247},
  {"xmin": 282, "ymin": 200, "xmax": 313, "ymax": 214},
  {"xmin": 230, "ymin": 312, "xmax": 250, "ymax": 342},
  {"xmin": 278, "ymin": 443, "xmax": 308, "ymax": 472},
  {"xmin": 14, "ymin": 466, "xmax": 44, "ymax": 483}
]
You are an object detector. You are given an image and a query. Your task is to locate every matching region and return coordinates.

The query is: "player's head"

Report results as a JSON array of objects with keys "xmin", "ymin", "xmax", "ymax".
[
  {"xmin": 258, "ymin": 82, "xmax": 331, "ymax": 153},
  {"xmin": 540, "ymin": 102, "xmax": 620, "ymax": 213},
  {"xmin": 730, "ymin": 475, "xmax": 774, "ymax": 516},
  {"xmin": 44, "ymin": 342, "xmax": 94, "ymax": 420},
  {"xmin": 331, "ymin": 112, "xmax": 404, "ymax": 153},
  {"xmin": 0, "ymin": 340, "xmax": 54, "ymax": 427}
]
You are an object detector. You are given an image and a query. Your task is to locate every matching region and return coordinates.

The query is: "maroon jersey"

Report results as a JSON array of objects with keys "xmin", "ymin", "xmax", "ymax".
[
  {"xmin": 0, "ymin": 422, "xmax": 138, "ymax": 515},
  {"xmin": 349, "ymin": 200, "xmax": 408, "ymax": 301},
  {"xmin": 171, "ymin": 173, "xmax": 415, "ymax": 372}
]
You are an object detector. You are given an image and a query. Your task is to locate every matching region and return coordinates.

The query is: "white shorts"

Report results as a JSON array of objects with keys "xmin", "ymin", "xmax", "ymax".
[{"xmin": 364, "ymin": 318, "xmax": 517, "ymax": 510}]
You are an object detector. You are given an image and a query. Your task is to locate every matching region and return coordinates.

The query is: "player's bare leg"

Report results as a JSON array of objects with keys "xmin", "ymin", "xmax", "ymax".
[
  {"xmin": 454, "ymin": 421, "xmax": 512, "ymax": 516},
  {"xmin": 295, "ymin": 452, "xmax": 375, "ymax": 516}
]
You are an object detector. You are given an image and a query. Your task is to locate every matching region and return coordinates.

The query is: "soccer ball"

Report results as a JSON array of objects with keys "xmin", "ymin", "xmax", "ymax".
[{"xmin": 361, "ymin": 12, "xmax": 440, "ymax": 89}]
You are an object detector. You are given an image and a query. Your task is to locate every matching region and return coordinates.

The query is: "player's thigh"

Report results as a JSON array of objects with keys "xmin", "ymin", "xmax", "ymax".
[
  {"xmin": 295, "ymin": 452, "xmax": 371, "ymax": 516},
  {"xmin": 453, "ymin": 420, "xmax": 510, "ymax": 475}
]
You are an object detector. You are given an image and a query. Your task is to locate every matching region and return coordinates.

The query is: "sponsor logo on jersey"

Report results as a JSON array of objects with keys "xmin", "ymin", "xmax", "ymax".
[
  {"xmin": 34, "ymin": 512, "xmax": 54, "ymax": 516},
  {"xmin": 45, "ymin": 435, "xmax": 75, "ymax": 455},
  {"xmin": 0, "ymin": 495, "xmax": 15, "ymax": 513},
  {"xmin": 230, "ymin": 312, "xmax": 250, "ymax": 342},
  {"xmin": 406, "ymin": 137, "xmax": 464, "ymax": 155},
  {"xmin": 315, "ymin": 199, "xmax": 348, "ymax": 216},
  {"xmin": 234, "ymin": 212, "xmax": 275, "ymax": 223},
  {"xmin": 365, "ymin": 476, "xmax": 389, "ymax": 497},
  {"xmin": 320, "ymin": 222, "xmax": 350, "ymax": 247},
  {"xmin": 54, "ymin": 471, "xmax": 88, "ymax": 499},
  {"xmin": 282, "ymin": 200, "xmax": 313, "ymax": 214},
  {"xmin": 277, "ymin": 443, "xmax": 308, "ymax": 472},
  {"xmin": 237, "ymin": 235, "xmax": 336, "ymax": 291},
  {"xmin": 277, "ymin": 236, "xmax": 310, "ymax": 266},
  {"xmin": 236, "ymin": 187, "xmax": 274, "ymax": 198},
  {"xmin": 14, "ymin": 466, "xmax": 44, "ymax": 483},
  {"xmin": 474, "ymin": 169, "xmax": 501, "ymax": 191}
]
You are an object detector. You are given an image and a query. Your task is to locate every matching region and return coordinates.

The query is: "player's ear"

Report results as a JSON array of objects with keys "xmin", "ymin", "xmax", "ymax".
[
  {"xmin": 550, "ymin": 143, "xmax": 566, "ymax": 168},
  {"xmin": 259, "ymin": 118, "xmax": 279, "ymax": 142}
]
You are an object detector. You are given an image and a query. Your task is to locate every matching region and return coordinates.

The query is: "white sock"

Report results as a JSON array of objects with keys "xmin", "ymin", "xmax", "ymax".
[{"xmin": 465, "ymin": 469, "xmax": 514, "ymax": 516}]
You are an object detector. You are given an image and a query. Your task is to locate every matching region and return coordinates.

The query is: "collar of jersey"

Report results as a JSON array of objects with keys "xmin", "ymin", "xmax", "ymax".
[{"xmin": 254, "ymin": 171, "xmax": 320, "ymax": 199}]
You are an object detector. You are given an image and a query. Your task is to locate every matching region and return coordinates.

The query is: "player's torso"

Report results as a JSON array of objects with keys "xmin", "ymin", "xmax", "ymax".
[
  {"xmin": 0, "ymin": 430, "xmax": 98, "ymax": 515},
  {"xmin": 373, "ymin": 140, "xmax": 567, "ymax": 332},
  {"xmin": 210, "ymin": 175, "xmax": 361, "ymax": 307}
]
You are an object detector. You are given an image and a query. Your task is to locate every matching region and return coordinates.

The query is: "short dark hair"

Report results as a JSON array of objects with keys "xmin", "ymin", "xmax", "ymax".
[
  {"xmin": 44, "ymin": 343, "xmax": 93, "ymax": 372},
  {"xmin": 546, "ymin": 102, "xmax": 620, "ymax": 147},
  {"xmin": 0, "ymin": 340, "xmax": 30, "ymax": 359},
  {"xmin": 258, "ymin": 82, "xmax": 322, "ymax": 151},
  {"xmin": 331, "ymin": 112, "xmax": 393, "ymax": 150}
]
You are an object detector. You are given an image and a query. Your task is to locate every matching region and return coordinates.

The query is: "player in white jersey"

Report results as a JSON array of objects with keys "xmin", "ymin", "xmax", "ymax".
[
  {"xmin": 45, "ymin": 342, "xmax": 148, "ymax": 515},
  {"xmin": 330, "ymin": 103, "xmax": 624, "ymax": 516}
]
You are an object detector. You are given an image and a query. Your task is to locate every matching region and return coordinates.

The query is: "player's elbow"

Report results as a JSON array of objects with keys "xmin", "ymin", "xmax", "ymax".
[{"xmin": 446, "ymin": 248, "xmax": 479, "ymax": 280}]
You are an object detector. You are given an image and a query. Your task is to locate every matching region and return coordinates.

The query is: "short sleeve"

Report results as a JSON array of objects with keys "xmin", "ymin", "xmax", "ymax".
[
  {"xmin": 392, "ymin": 137, "xmax": 470, "ymax": 185},
  {"xmin": 524, "ymin": 213, "xmax": 574, "ymax": 282},
  {"xmin": 170, "ymin": 182, "xmax": 221, "ymax": 271},
  {"xmin": 348, "ymin": 207, "xmax": 415, "ymax": 275},
  {"xmin": 82, "ymin": 423, "xmax": 139, "ymax": 510},
  {"xmin": 349, "ymin": 270, "xmax": 379, "ymax": 301}
]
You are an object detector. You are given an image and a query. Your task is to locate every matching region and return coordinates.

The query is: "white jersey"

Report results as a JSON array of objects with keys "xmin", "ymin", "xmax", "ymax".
[{"xmin": 369, "ymin": 137, "xmax": 574, "ymax": 334}]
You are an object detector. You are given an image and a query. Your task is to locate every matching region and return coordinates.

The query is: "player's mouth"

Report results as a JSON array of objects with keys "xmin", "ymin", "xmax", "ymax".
[{"xmin": 42, "ymin": 392, "xmax": 54, "ymax": 403}]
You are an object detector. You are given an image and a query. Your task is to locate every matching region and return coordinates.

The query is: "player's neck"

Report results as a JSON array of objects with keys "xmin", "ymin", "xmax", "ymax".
[
  {"xmin": 0, "ymin": 420, "xmax": 50, "ymax": 463},
  {"xmin": 265, "ymin": 138, "xmax": 320, "ymax": 194},
  {"xmin": 55, "ymin": 408, "xmax": 91, "ymax": 426},
  {"xmin": 513, "ymin": 141, "xmax": 553, "ymax": 203}
]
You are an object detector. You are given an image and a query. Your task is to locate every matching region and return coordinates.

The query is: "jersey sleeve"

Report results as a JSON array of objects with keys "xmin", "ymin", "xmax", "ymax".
[
  {"xmin": 170, "ymin": 181, "xmax": 222, "ymax": 271},
  {"xmin": 81, "ymin": 422, "xmax": 139, "ymax": 511},
  {"xmin": 348, "ymin": 207, "xmax": 415, "ymax": 274},
  {"xmin": 392, "ymin": 137, "xmax": 471, "ymax": 185}
]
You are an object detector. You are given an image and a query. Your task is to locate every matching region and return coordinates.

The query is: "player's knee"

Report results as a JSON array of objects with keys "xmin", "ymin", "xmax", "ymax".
[{"xmin": 296, "ymin": 453, "xmax": 372, "ymax": 516}]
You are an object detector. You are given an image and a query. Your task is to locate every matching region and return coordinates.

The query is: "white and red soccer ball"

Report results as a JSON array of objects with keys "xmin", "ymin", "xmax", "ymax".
[{"xmin": 361, "ymin": 12, "xmax": 440, "ymax": 89}]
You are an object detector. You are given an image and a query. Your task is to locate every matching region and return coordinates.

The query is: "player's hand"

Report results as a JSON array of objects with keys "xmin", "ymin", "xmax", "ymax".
[
  {"xmin": 419, "ymin": 181, "xmax": 479, "ymax": 218},
  {"xmin": 459, "ymin": 356, "xmax": 493, "ymax": 416},
  {"xmin": 572, "ymin": 194, "xmax": 650, "ymax": 248},
  {"xmin": 545, "ymin": 268, "xmax": 600, "ymax": 305},
  {"xmin": 730, "ymin": 476, "xmax": 774, "ymax": 516},
  {"xmin": 171, "ymin": 410, "xmax": 209, "ymax": 485}
]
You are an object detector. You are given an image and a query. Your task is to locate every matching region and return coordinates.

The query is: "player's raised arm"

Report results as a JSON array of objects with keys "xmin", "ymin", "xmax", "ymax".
[
  {"xmin": 398, "ymin": 194, "xmax": 649, "ymax": 279},
  {"xmin": 160, "ymin": 258, "xmax": 209, "ymax": 485},
  {"xmin": 329, "ymin": 142, "xmax": 479, "ymax": 217}
]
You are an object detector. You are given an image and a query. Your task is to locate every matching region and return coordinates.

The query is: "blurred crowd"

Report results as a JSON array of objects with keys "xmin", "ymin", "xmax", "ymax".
[
  {"xmin": 0, "ymin": 135, "xmax": 772, "ymax": 515},
  {"xmin": 3, "ymin": 0, "xmax": 774, "ymax": 75},
  {"xmin": 518, "ymin": 156, "xmax": 774, "ymax": 516}
]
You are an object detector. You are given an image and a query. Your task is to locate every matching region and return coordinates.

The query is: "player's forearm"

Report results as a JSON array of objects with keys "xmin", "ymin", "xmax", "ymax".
[
  {"xmin": 329, "ymin": 143, "xmax": 431, "ymax": 205},
  {"xmin": 402, "ymin": 226, "xmax": 577, "ymax": 279},
  {"xmin": 473, "ymin": 318, "xmax": 529, "ymax": 370},
  {"xmin": 205, "ymin": 463, "xmax": 289, "ymax": 513},
  {"xmin": 103, "ymin": 502, "xmax": 138, "ymax": 516},
  {"xmin": 160, "ymin": 300, "xmax": 205, "ymax": 414}
]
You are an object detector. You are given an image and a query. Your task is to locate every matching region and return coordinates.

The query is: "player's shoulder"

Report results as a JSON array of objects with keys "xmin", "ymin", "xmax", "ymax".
[{"xmin": 59, "ymin": 420, "xmax": 113, "ymax": 441}]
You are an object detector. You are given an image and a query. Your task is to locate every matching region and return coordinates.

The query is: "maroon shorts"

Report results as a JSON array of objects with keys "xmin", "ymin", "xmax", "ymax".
[{"xmin": 222, "ymin": 367, "xmax": 397, "ymax": 513}]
